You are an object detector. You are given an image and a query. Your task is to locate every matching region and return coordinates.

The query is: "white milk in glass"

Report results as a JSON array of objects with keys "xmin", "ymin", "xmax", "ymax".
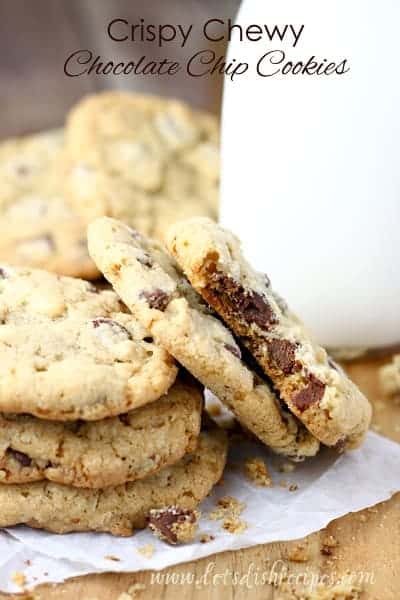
[{"xmin": 221, "ymin": 0, "xmax": 400, "ymax": 349}]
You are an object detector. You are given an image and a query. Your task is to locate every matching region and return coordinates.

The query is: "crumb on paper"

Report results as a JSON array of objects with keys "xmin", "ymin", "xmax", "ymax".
[
  {"xmin": 279, "ymin": 479, "xmax": 288, "ymax": 488},
  {"xmin": 199, "ymin": 533, "xmax": 215, "ymax": 543},
  {"xmin": 148, "ymin": 506, "xmax": 199, "ymax": 544},
  {"xmin": 279, "ymin": 461, "xmax": 296, "ymax": 474},
  {"xmin": 11, "ymin": 571, "xmax": 26, "ymax": 588},
  {"xmin": 244, "ymin": 456, "xmax": 273, "ymax": 487},
  {"xmin": 104, "ymin": 554, "xmax": 120, "ymax": 562},
  {"xmin": 137, "ymin": 544, "xmax": 154, "ymax": 559},
  {"xmin": 289, "ymin": 483, "xmax": 299, "ymax": 492},
  {"xmin": 222, "ymin": 517, "xmax": 247, "ymax": 534},
  {"xmin": 209, "ymin": 496, "xmax": 245, "ymax": 520},
  {"xmin": 284, "ymin": 542, "xmax": 310, "ymax": 563},
  {"xmin": 209, "ymin": 495, "xmax": 247, "ymax": 535}
]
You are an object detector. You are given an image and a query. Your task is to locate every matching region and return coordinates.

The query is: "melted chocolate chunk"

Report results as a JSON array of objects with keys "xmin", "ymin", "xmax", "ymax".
[
  {"xmin": 8, "ymin": 449, "xmax": 32, "ymax": 467},
  {"xmin": 292, "ymin": 375, "xmax": 326, "ymax": 412},
  {"xmin": 92, "ymin": 318, "xmax": 132, "ymax": 339},
  {"xmin": 139, "ymin": 289, "xmax": 170, "ymax": 311},
  {"xmin": 214, "ymin": 275, "xmax": 278, "ymax": 330},
  {"xmin": 267, "ymin": 339, "xmax": 299, "ymax": 375},
  {"xmin": 148, "ymin": 506, "xmax": 197, "ymax": 545},
  {"xmin": 118, "ymin": 413, "xmax": 131, "ymax": 426},
  {"xmin": 224, "ymin": 343, "xmax": 241, "ymax": 359}
]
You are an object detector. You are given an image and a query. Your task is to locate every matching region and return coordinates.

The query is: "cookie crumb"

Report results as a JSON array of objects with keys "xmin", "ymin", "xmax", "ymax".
[
  {"xmin": 222, "ymin": 517, "xmax": 248, "ymax": 534},
  {"xmin": 321, "ymin": 535, "xmax": 339, "ymax": 556},
  {"xmin": 209, "ymin": 496, "xmax": 244, "ymax": 520},
  {"xmin": 285, "ymin": 542, "xmax": 309, "ymax": 562},
  {"xmin": 244, "ymin": 457, "xmax": 273, "ymax": 487},
  {"xmin": 137, "ymin": 544, "xmax": 154, "ymax": 559},
  {"xmin": 11, "ymin": 571, "xmax": 26, "ymax": 588},
  {"xmin": 279, "ymin": 461, "xmax": 296, "ymax": 474},
  {"xmin": 199, "ymin": 533, "xmax": 215, "ymax": 543},
  {"xmin": 148, "ymin": 506, "xmax": 200, "ymax": 544},
  {"xmin": 128, "ymin": 583, "xmax": 146, "ymax": 597},
  {"xmin": 118, "ymin": 593, "xmax": 133, "ymax": 600},
  {"xmin": 104, "ymin": 555, "xmax": 120, "ymax": 562},
  {"xmin": 289, "ymin": 483, "xmax": 299, "ymax": 492},
  {"xmin": 279, "ymin": 479, "xmax": 288, "ymax": 488},
  {"xmin": 209, "ymin": 496, "xmax": 247, "ymax": 535}
]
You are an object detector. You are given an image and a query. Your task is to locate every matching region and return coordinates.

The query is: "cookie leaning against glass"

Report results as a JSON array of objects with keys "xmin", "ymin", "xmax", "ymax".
[
  {"xmin": 166, "ymin": 217, "xmax": 372, "ymax": 450},
  {"xmin": 0, "ymin": 265, "xmax": 177, "ymax": 420},
  {"xmin": 88, "ymin": 216, "xmax": 320, "ymax": 461}
]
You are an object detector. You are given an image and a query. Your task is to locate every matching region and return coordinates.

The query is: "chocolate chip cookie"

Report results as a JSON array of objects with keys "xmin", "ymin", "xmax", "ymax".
[
  {"xmin": 0, "ymin": 265, "xmax": 177, "ymax": 420},
  {"xmin": 0, "ymin": 130, "xmax": 98, "ymax": 279},
  {"xmin": 64, "ymin": 92, "xmax": 219, "ymax": 241},
  {"xmin": 88, "ymin": 217, "xmax": 320, "ymax": 460},
  {"xmin": 0, "ymin": 377, "xmax": 201, "ymax": 488},
  {"xmin": 0, "ymin": 429, "xmax": 227, "ymax": 535},
  {"xmin": 167, "ymin": 217, "xmax": 372, "ymax": 449}
]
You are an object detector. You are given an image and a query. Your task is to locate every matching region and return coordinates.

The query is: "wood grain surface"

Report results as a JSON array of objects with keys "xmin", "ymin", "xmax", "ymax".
[{"xmin": 2, "ymin": 356, "xmax": 398, "ymax": 599}]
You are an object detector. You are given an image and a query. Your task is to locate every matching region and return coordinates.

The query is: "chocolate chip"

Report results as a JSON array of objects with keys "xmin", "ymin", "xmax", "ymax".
[
  {"xmin": 333, "ymin": 437, "xmax": 347, "ymax": 453},
  {"xmin": 118, "ymin": 413, "xmax": 131, "ymax": 426},
  {"xmin": 236, "ymin": 289, "xmax": 277, "ymax": 330},
  {"xmin": 92, "ymin": 318, "xmax": 132, "ymax": 339},
  {"xmin": 212, "ymin": 275, "xmax": 278, "ymax": 331},
  {"xmin": 8, "ymin": 449, "xmax": 32, "ymax": 467},
  {"xmin": 0, "ymin": 268, "xmax": 8, "ymax": 279},
  {"xmin": 139, "ymin": 289, "xmax": 170, "ymax": 311},
  {"xmin": 224, "ymin": 343, "xmax": 241, "ymax": 359},
  {"xmin": 137, "ymin": 253, "xmax": 153, "ymax": 268},
  {"xmin": 268, "ymin": 339, "xmax": 299, "ymax": 375},
  {"xmin": 143, "ymin": 336, "xmax": 154, "ymax": 343},
  {"xmin": 148, "ymin": 506, "xmax": 197, "ymax": 545},
  {"xmin": 292, "ymin": 375, "xmax": 326, "ymax": 412}
]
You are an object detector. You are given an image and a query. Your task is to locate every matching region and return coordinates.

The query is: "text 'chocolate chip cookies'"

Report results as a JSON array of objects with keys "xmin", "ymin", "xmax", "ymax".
[
  {"xmin": 0, "ymin": 265, "xmax": 177, "ymax": 420},
  {"xmin": 88, "ymin": 217, "xmax": 321, "ymax": 461},
  {"xmin": 166, "ymin": 217, "xmax": 372, "ymax": 449}
]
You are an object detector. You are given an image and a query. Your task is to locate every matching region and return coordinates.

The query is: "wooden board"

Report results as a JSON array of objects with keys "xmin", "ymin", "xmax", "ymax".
[{"xmin": 6, "ymin": 355, "xmax": 399, "ymax": 599}]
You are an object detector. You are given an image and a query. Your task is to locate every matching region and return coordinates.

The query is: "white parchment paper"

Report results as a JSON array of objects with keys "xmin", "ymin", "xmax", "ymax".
[{"xmin": 1, "ymin": 431, "xmax": 399, "ymax": 593}]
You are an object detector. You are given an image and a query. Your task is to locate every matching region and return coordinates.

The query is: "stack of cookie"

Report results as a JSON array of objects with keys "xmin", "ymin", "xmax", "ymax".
[
  {"xmin": 0, "ymin": 92, "xmax": 219, "ymax": 279},
  {"xmin": 0, "ymin": 91, "xmax": 372, "ymax": 541},
  {"xmin": 0, "ymin": 266, "xmax": 227, "ymax": 537}
]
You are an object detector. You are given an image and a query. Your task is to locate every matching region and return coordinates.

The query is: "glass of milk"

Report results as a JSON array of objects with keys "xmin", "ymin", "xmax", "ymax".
[{"xmin": 221, "ymin": 0, "xmax": 400, "ymax": 352}]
